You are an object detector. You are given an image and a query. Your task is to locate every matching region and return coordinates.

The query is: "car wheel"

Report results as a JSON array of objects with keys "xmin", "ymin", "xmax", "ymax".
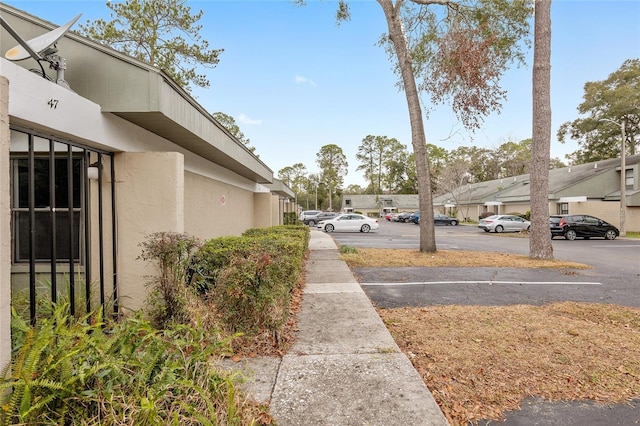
[
  {"xmin": 605, "ymin": 229, "xmax": 617, "ymax": 240},
  {"xmin": 308, "ymin": 220, "xmax": 315, "ymax": 226},
  {"xmin": 325, "ymin": 224, "xmax": 334, "ymax": 233},
  {"xmin": 526, "ymin": 226, "xmax": 531, "ymax": 231},
  {"xmin": 450, "ymin": 220, "xmax": 458, "ymax": 226},
  {"xmin": 361, "ymin": 224, "xmax": 371, "ymax": 233},
  {"xmin": 495, "ymin": 225, "xmax": 504, "ymax": 233},
  {"xmin": 565, "ymin": 229, "xmax": 577, "ymax": 240}
]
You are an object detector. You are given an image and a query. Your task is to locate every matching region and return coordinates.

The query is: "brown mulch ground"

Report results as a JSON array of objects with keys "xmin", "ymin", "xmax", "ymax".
[
  {"xmin": 379, "ymin": 302, "xmax": 640, "ymax": 425},
  {"xmin": 340, "ymin": 248, "xmax": 640, "ymax": 425}
]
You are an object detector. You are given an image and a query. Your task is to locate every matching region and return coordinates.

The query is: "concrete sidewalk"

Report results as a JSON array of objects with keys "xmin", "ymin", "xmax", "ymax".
[{"xmin": 228, "ymin": 229, "xmax": 448, "ymax": 425}]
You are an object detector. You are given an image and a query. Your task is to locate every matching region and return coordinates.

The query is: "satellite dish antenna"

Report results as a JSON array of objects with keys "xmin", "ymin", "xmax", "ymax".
[{"xmin": 0, "ymin": 13, "xmax": 82, "ymax": 90}]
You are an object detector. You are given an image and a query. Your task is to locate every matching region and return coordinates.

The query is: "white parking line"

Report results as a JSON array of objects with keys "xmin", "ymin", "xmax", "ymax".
[
  {"xmin": 593, "ymin": 245, "xmax": 640, "ymax": 248},
  {"xmin": 360, "ymin": 280, "xmax": 602, "ymax": 286}
]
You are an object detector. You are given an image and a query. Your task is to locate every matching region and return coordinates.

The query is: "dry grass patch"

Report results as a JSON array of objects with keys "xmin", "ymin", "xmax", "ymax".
[
  {"xmin": 341, "ymin": 247, "xmax": 589, "ymax": 269},
  {"xmin": 379, "ymin": 302, "xmax": 640, "ymax": 425}
]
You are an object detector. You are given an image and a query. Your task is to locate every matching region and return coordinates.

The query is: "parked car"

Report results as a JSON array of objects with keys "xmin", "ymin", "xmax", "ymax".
[
  {"xmin": 304, "ymin": 211, "xmax": 338, "ymax": 226},
  {"xmin": 388, "ymin": 213, "xmax": 400, "ymax": 222},
  {"xmin": 384, "ymin": 212, "xmax": 397, "ymax": 221},
  {"xmin": 549, "ymin": 214, "xmax": 619, "ymax": 240},
  {"xmin": 299, "ymin": 210, "xmax": 322, "ymax": 223},
  {"xmin": 396, "ymin": 211, "xmax": 414, "ymax": 222},
  {"xmin": 317, "ymin": 213, "xmax": 379, "ymax": 233},
  {"xmin": 413, "ymin": 212, "xmax": 459, "ymax": 226},
  {"xmin": 478, "ymin": 214, "xmax": 531, "ymax": 233}
]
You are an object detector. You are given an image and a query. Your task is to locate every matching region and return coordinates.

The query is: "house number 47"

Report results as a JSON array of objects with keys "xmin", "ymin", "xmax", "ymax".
[{"xmin": 48, "ymin": 99, "xmax": 59, "ymax": 109}]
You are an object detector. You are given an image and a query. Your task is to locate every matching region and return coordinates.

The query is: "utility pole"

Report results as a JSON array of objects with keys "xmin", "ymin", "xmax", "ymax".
[
  {"xmin": 599, "ymin": 118, "xmax": 626, "ymax": 237},
  {"xmin": 620, "ymin": 119, "xmax": 626, "ymax": 237}
]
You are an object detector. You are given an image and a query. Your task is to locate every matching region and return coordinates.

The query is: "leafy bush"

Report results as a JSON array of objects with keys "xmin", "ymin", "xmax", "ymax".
[
  {"xmin": 195, "ymin": 226, "xmax": 309, "ymax": 341},
  {"xmin": 340, "ymin": 244, "xmax": 358, "ymax": 254},
  {"xmin": 1, "ymin": 302, "xmax": 270, "ymax": 425},
  {"xmin": 283, "ymin": 211, "xmax": 298, "ymax": 225},
  {"xmin": 138, "ymin": 232, "xmax": 202, "ymax": 327}
]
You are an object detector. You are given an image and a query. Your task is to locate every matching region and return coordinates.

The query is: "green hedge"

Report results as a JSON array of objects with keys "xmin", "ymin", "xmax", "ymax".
[
  {"xmin": 283, "ymin": 211, "xmax": 298, "ymax": 225},
  {"xmin": 193, "ymin": 225, "xmax": 309, "ymax": 335}
]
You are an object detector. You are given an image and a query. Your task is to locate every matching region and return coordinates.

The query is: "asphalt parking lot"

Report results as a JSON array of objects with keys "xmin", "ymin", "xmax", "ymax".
[
  {"xmin": 318, "ymin": 219, "xmax": 640, "ymax": 425},
  {"xmin": 326, "ymin": 219, "xmax": 640, "ymax": 309}
]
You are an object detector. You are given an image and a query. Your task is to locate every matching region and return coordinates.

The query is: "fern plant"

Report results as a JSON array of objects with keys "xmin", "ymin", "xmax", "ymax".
[
  {"xmin": 1, "ymin": 303, "xmax": 111, "ymax": 425},
  {"xmin": 1, "ymin": 301, "xmax": 268, "ymax": 425}
]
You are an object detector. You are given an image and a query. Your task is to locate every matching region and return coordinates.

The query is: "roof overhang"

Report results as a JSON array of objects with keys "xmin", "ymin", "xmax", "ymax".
[
  {"xmin": 0, "ymin": 4, "xmax": 273, "ymax": 184},
  {"xmin": 484, "ymin": 201, "xmax": 503, "ymax": 206},
  {"xmin": 264, "ymin": 179, "xmax": 295, "ymax": 198}
]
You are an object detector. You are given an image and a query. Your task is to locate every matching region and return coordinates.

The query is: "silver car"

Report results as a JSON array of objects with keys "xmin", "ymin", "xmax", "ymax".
[{"xmin": 478, "ymin": 214, "xmax": 531, "ymax": 233}]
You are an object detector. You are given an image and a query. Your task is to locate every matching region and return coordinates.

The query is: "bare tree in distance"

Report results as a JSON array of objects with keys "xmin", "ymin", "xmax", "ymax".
[
  {"xmin": 437, "ymin": 158, "xmax": 474, "ymax": 219},
  {"xmin": 295, "ymin": 0, "xmax": 532, "ymax": 252}
]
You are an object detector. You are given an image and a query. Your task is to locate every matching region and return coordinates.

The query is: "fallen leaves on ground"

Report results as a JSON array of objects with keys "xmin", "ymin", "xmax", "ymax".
[
  {"xmin": 341, "ymin": 248, "xmax": 589, "ymax": 269},
  {"xmin": 378, "ymin": 302, "xmax": 640, "ymax": 425},
  {"xmin": 342, "ymin": 247, "xmax": 638, "ymax": 424}
]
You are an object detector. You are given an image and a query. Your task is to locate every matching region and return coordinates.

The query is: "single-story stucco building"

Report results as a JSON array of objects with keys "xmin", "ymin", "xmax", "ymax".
[
  {"xmin": 432, "ymin": 154, "xmax": 640, "ymax": 228},
  {"xmin": 1, "ymin": 4, "xmax": 294, "ymax": 370}
]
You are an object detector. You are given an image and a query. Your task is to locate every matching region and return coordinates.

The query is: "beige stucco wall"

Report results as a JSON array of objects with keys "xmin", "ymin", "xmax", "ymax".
[
  {"xmin": 0, "ymin": 76, "xmax": 11, "ymax": 373},
  {"xmin": 271, "ymin": 195, "xmax": 282, "ymax": 226},
  {"xmin": 115, "ymin": 152, "xmax": 184, "ymax": 313},
  {"xmin": 501, "ymin": 203, "xmax": 531, "ymax": 215},
  {"xmin": 253, "ymin": 193, "xmax": 273, "ymax": 229},
  {"xmin": 184, "ymin": 171, "xmax": 255, "ymax": 239}
]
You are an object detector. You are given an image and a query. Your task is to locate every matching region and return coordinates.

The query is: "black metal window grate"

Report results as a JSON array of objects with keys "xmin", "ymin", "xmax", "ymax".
[{"xmin": 9, "ymin": 126, "xmax": 118, "ymax": 325}]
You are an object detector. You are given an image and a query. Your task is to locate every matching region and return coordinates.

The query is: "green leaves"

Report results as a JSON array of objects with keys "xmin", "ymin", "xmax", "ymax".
[
  {"xmin": 78, "ymin": 0, "xmax": 223, "ymax": 92},
  {"xmin": 1, "ymin": 303, "xmax": 256, "ymax": 425},
  {"xmin": 558, "ymin": 59, "xmax": 640, "ymax": 163}
]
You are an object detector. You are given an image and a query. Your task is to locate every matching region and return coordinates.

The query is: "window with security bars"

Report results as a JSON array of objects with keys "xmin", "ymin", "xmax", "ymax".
[
  {"xmin": 11, "ymin": 156, "xmax": 82, "ymax": 263},
  {"xmin": 558, "ymin": 203, "xmax": 569, "ymax": 214}
]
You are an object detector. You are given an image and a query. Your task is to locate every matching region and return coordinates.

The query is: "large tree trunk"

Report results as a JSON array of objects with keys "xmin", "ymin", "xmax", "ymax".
[
  {"xmin": 529, "ymin": 0, "xmax": 554, "ymax": 259},
  {"xmin": 378, "ymin": 0, "xmax": 436, "ymax": 252}
]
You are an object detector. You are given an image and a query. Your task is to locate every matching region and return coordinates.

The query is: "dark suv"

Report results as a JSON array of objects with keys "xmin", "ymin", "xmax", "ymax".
[{"xmin": 549, "ymin": 214, "xmax": 619, "ymax": 240}]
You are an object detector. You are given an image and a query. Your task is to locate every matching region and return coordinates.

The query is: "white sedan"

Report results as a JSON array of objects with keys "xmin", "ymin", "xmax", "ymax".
[{"xmin": 317, "ymin": 213, "xmax": 379, "ymax": 233}]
